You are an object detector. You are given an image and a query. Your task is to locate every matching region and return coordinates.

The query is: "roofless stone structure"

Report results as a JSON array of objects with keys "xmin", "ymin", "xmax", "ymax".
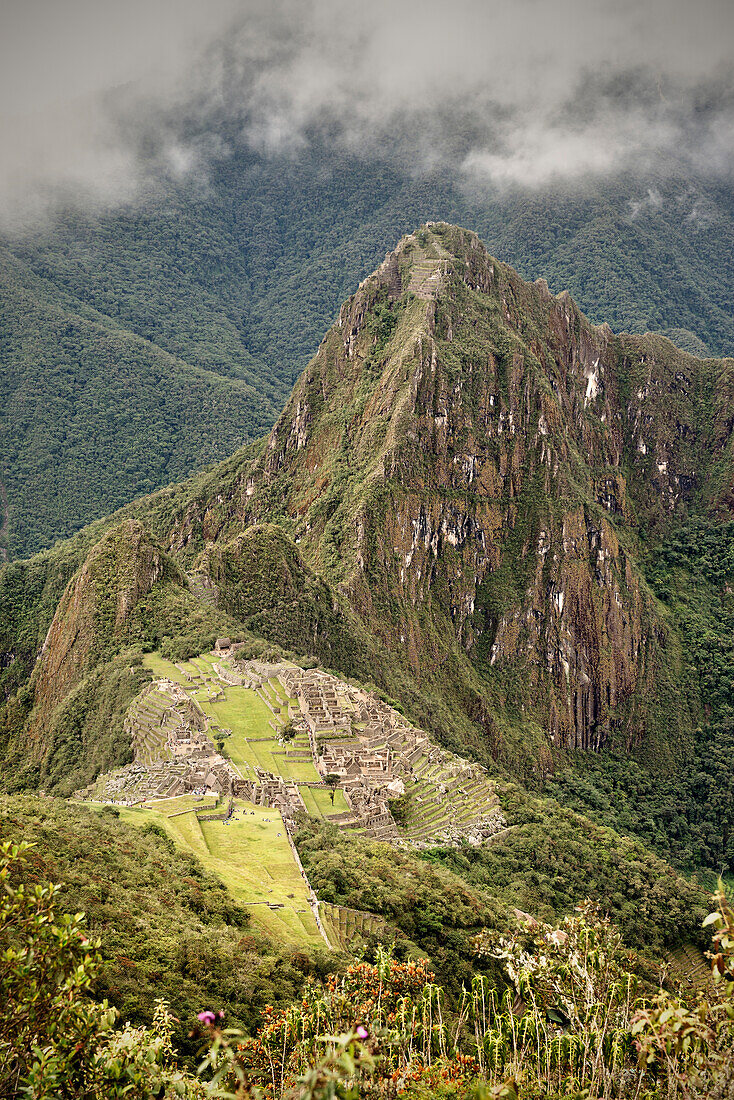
[{"xmin": 78, "ymin": 652, "xmax": 505, "ymax": 848}]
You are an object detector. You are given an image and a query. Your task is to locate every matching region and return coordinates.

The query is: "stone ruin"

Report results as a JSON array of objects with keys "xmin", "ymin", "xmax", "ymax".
[
  {"xmin": 80, "ymin": 678, "xmax": 233, "ymax": 804},
  {"xmin": 233, "ymin": 772, "xmax": 306, "ymax": 827},
  {"xmin": 276, "ymin": 666, "xmax": 506, "ymax": 847},
  {"xmin": 77, "ymin": 655, "xmax": 506, "ymax": 848}
]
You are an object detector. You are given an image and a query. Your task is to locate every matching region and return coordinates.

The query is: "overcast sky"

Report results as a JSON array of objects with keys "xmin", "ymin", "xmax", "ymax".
[{"xmin": 1, "ymin": 0, "xmax": 733, "ymax": 225}]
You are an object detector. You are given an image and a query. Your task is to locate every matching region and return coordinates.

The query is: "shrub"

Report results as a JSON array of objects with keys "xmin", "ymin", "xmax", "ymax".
[{"xmin": 0, "ymin": 840, "xmax": 200, "ymax": 1098}]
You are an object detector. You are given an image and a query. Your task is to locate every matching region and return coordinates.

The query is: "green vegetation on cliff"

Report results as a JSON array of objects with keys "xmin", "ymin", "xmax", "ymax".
[
  {"xmin": 1, "ymin": 222, "xmax": 733, "ymax": 890},
  {"xmin": 296, "ymin": 787, "xmax": 708, "ymax": 985},
  {"xmin": 0, "ymin": 797, "xmax": 325, "ymax": 1057},
  {"xmin": 430, "ymin": 782, "xmax": 708, "ymax": 952},
  {"xmin": 295, "ymin": 820, "xmax": 502, "ymax": 995},
  {"xmin": 548, "ymin": 518, "xmax": 734, "ymax": 876}
]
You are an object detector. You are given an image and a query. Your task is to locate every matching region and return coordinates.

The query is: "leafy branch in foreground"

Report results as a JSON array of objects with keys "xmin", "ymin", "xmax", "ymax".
[
  {"xmin": 4, "ymin": 831, "xmax": 734, "ymax": 1100},
  {"xmin": 474, "ymin": 903, "xmax": 643, "ymax": 1097},
  {"xmin": 632, "ymin": 885, "xmax": 734, "ymax": 1100},
  {"xmin": 195, "ymin": 1016, "xmax": 378, "ymax": 1100},
  {"xmin": 0, "ymin": 839, "xmax": 201, "ymax": 1099}
]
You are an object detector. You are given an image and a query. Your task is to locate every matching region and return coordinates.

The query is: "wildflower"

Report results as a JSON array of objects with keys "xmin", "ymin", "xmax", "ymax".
[
  {"xmin": 355, "ymin": 1025, "xmax": 369, "ymax": 1040},
  {"xmin": 197, "ymin": 1010, "xmax": 223, "ymax": 1026}
]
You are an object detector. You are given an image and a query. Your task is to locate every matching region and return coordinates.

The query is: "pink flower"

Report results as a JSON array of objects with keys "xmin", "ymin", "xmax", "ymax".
[
  {"xmin": 198, "ymin": 1011, "xmax": 217, "ymax": 1026},
  {"xmin": 356, "ymin": 1025, "xmax": 369, "ymax": 1040}
]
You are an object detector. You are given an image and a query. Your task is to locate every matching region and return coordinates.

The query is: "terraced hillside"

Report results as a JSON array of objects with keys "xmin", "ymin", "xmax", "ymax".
[
  {"xmin": 319, "ymin": 902, "xmax": 390, "ymax": 953},
  {"xmin": 406, "ymin": 239, "xmax": 450, "ymax": 299},
  {"xmin": 84, "ymin": 647, "xmax": 505, "ymax": 850},
  {"xmin": 664, "ymin": 942, "xmax": 715, "ymax": 994},
  {"xmin": 111, "ymin": 795, "xmax": 325, "ymax": 947},
  {"xmin": 124, "ymin": 682, "xmax": 204, "ymax": 766},
  {"xmin": 397, "ymin": 752, "xmax": 505, "ymax": 846}
]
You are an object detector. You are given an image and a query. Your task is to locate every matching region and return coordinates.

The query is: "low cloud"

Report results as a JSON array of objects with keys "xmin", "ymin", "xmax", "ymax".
[
  {"xmin": 1, "ymin": 0, "xmax": 733, "ymax": 226},
  {"xmin": 628, "ymin": 187, "xmax": 664, "ymax": 219},
  {"xmin": 0, "ymin": 0, "xmax": 238, "ymax": 227}
]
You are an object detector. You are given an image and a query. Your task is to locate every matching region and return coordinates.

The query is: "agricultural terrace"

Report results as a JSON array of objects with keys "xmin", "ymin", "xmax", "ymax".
[
  {"xmin": 110, "ymin": 794, "xmax": 323, "ymax": 946},
  {"xmin": 142, "ymin": 651, "xmax": 349, "ymax": 816}
]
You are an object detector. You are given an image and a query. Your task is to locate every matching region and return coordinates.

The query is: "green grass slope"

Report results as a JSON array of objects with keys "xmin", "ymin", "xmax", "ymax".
[
  {"xmin": 110, "ymin": 795, "xmax": 324, "ymax": 947},
  {"xmin": 0, "ymin": 795, "xmax": 327, "ymax": 1056}
]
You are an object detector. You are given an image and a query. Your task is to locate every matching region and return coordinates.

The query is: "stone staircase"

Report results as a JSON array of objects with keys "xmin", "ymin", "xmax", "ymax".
[
  {"xmin": 408, "ymin": 258, "xmax": 445, "ymax": 300},
  {"xmin": 664, "ymin": 943, "xmax": 713, "ymax": 992}
]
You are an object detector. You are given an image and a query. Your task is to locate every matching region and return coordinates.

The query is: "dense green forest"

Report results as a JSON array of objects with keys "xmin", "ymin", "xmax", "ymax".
[
  {"xmin": 0, "ymin": 790, "xmax": 707, "ymax": 1053},
  {"xmin": 3, "ymin": 149, "xmax": 734, "ymax": 559},
  {"xmin": 296, "ymin": 792, "xmax": 707, "ymax": 978},
  {"xmin": 0, "ymin": 248, "xmax": 285, "ymax": 559}
]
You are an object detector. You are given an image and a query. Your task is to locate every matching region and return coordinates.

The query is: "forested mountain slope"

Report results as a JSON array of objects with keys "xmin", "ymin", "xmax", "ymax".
[
  {"xmin": 2, "ymin": 224, "xmax": 733, "ymax": 877},
  {"xmin": 0, "ymin": 246, "xmax": 285, "ymax": 559},
  {"xmin": 3, "ymin": 149, "xmax": 734, "ymax": 559},
  {"xmin": 153, "ymin": 224, "xmax": 734, "ymax": 765}
]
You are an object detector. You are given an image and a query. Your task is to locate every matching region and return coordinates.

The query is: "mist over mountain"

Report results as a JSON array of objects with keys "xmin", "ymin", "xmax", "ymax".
[
  {"xmin": 2, "ymin": 144, "xmax": 734, "ymax": 560},
  {"xmin": 2, "ymin": 0, "xmax": 733, "ymax": 225},
  {"xmin": 3, "ymin": 6, "xmax": 734, "ymax": 1094},
  {"xmin": 2, "ymin": 0, "xmax": 733, "ymax": 560}
]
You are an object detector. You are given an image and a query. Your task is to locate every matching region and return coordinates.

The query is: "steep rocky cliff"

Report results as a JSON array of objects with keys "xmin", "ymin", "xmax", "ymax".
[
  {"xmin": 32, "ymin": 520, "xmax": 167, "ymax": 721},
  {"xmin": 1, "ymin": 518, "xmax": 248, "ymax": 791},
  {"xmin": 3, "ymin": 224, "xmax": 733, "ymax": 786},
  {"xmin": 156, "ymin": 224, "xmax": 732, "ymax": 767}
]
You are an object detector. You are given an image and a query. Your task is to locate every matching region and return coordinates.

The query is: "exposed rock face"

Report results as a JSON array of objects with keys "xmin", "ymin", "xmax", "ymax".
[
  {"xmin": 34, "ymin": 520, "xmax": 166, "ymax": 722},
  {"xmin": 166, "ymin": 224, "xmax": 732, "ymax": 763},
  {"xmin": 7, "ymin": 224, "xmax": 731, "ymax": 781}
]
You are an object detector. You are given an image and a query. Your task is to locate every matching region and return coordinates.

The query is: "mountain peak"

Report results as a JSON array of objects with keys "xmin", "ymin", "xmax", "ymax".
[
  {"xmin": 385, "ymin": 223, "xmax": 455, "ymax": 301},
  {"xmin": 156, "ymin": 225, "xmax": 732, "ymax": 764},
  {"xmin": 375, "ymin": 222, "xmax": 497, "ymax": 302},
  {"xmin": 5, "ymin": 225, "xmax": 733, "ymax": 795}
]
